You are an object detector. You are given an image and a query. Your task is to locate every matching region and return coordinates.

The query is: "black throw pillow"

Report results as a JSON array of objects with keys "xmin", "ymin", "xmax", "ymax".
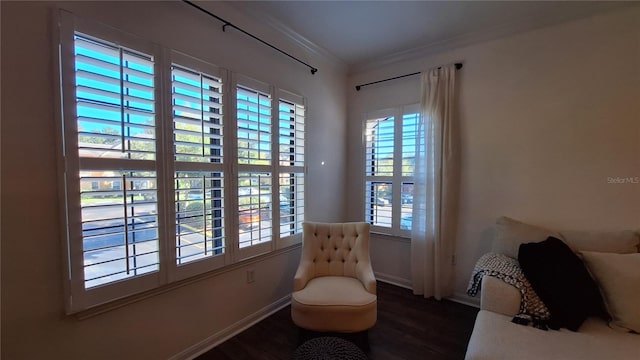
[{"xmin": 518, "ymin": 237, "xmax": 608, "ymax": 331}]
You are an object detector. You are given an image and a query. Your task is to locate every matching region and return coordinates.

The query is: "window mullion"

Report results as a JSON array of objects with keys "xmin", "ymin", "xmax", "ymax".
[
  {"xmin": 271, "ymin": 86, "xmax": 280, "ymax": 246},
  {"xmin": 227, "ymin": 75, "xmax": 240, "ymax": 262},
  {"xmin": 392, "ymin": 107, "xmax": 404, "ymax": 235},
  {"xmin": 159, "ymin": 47, "xmax": 176, "ymax": 284}
]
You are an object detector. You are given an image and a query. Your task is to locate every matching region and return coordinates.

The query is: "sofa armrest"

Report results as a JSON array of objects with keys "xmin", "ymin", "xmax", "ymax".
[{"xmin": 480, "ymin": 276, "xmax": 521, "ymax": 316}]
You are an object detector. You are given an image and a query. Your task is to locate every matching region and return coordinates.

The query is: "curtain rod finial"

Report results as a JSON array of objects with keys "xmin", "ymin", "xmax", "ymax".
[
  {"xmin": 455, "ymin": 63, "xmax": 463, "ymax": 70},
  {"xmin": 311, "ymin": 68, "xmax": 318, "ymax": 75},
  {"xmin": 355, "ymin": 85, "xmax": 361, "ymax": 91}
]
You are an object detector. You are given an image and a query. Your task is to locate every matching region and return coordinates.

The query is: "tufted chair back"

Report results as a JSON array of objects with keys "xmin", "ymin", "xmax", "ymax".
[{"xmin": 294, "ymin": 222, "xmax": 375, "ymax": 294}]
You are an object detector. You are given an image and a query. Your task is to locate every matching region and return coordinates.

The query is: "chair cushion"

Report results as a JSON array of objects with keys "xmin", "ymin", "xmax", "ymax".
[
  {"xmin": 291, "ymin": 276, "xmax": 377, "ymax": 332},
  {"xmin": 293, "ymin": 276, "xmax": 376, "ymax": 307}
]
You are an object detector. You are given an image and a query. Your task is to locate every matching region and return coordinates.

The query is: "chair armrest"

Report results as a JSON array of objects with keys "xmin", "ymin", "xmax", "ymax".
[
  {"xmin": 293, "ymin": 260, "xmax": 314, "ymax": 292},
  {"xmin": 480, "ymin": 276, "xmax": 521, "ymax": 316},
  {"xmin": 356, "ymin": 262, "xmax": 377, "ymax": 295}
]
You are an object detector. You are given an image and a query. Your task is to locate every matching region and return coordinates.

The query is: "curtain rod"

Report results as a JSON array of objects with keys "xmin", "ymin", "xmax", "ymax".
[
  {"xmin": 355, "ymin": 63, "xmax": 462, "ymax": 91},
  {"xmin": 182, "ymin": 0, "xmax": 318, "ymax": 75}
]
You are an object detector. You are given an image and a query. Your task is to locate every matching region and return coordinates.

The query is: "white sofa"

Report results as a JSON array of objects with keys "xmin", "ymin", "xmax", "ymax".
[{"xmin": 464, "ymin": 217, "xmax": 640, "ymax": 360}]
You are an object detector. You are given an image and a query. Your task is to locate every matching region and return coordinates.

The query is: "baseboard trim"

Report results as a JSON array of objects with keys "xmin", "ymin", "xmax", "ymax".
[
  {"xmin": 448, "ymin": 291, "xmax": 480, "ymax": 308},
  {"xmin": 374, "ymin": 271, "xmax": 412, "ymax": 290},
  {"xmin": 374, "ymin": 273, "xmax": 479, "ymax": 308},
  {"xmin": 170, "ymin": 295, "xmax": 292, "ymax": 360}
]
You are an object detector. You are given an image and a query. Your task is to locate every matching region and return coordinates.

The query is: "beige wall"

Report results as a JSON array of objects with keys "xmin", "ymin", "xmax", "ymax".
[
  {"xmin": 347, "ymin": 7, "xmax": 640, "ymax": 302},
  {"xmin": 1, "ymin": 1, "xmax": 346, "ymax": 359}
]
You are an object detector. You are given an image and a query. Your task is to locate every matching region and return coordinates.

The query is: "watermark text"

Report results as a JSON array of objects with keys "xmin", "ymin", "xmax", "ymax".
[{"xmin": 607, "ymin": 177, "xmax": 639, "ymax": 184}]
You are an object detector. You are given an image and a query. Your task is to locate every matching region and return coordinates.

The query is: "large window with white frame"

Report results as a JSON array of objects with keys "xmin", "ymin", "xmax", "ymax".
[
  {"xmin": 57, "ymin": 13, "xmax": 305, "ymax": 313},
  {"xmin": 363, "ymin": 105, "xmax": 419, "ymax": 237}
]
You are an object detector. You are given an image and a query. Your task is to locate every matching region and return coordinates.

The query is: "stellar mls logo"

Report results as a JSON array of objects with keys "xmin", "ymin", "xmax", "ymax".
[{"xmin": 607, "ymin": 177, "xmax": 639, "ymax": 184}]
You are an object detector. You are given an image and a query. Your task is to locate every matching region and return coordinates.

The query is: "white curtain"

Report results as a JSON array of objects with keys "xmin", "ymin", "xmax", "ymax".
[{"xmin": 411, "ymin": 64, "xmax": 459, "ymax": 299}]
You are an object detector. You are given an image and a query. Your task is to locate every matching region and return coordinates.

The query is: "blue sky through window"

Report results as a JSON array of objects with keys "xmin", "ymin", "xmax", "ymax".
[{"xmin": 74, "ymin": 35, "xmax": 154, "ymax": 139}]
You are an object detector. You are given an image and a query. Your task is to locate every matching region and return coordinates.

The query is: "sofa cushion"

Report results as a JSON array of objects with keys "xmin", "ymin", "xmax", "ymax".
[
  {"xmin": 518, "ymin": 237, "xmax": 608, "ymax": 331},
  {"xmin": 493, "ymin": 216, "xmax": 561, "ymax": 258},
  {"xmin": 561, "ymin": 230, "xmax": 639, "ymax": 254},
  {"xmin": 581, "ymin": 251, "xmax": 640, "ymax": 333},
  {"xmin": 465, "ymin": 310, "xmax": 640, "ymax": 360}
]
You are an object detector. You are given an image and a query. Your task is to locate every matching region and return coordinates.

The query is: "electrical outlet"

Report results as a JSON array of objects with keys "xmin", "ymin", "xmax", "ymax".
[{"xmin": 246, "ymin": 268, "xmax": 255, "ymax": 284}]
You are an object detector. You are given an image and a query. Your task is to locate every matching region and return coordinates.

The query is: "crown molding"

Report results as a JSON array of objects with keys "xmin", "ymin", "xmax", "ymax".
[
  {"xmin": 259, "ymin": 13, "xmax": 348, "ymax": 68},
  {"xmin": 350, "ymin": 2, "xmax": 637, "ymax": 75},
  {"xmin": 224, "ymin": 1, "xmax": 347, "ymax": 70}
]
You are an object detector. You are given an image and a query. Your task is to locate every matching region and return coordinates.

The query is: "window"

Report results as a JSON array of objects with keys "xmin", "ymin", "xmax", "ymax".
[
  {"xmin": 235, "ymin": 79, "xmax": 273, "ymax": 258},
  {"xmin": 278, "ymin": 94, "xmax": 305, "ymax": 241},
  {"xmin": 171, "ymin": 60, "xmax": 226, "ymax": 270},
  {"xmin": 364, "ymin": 105, "xmax": 419, "ymax": 236},
  {"xmin": 234, "ymin": 81, "xmax": 306, "ymax": 257},
  {"xmin": 71, "ymin": 34, "xmax": 161, "ymax": 294},
  {"xmin": 57, "ymin": 15, "xmax": 305, "ymax": 312}
]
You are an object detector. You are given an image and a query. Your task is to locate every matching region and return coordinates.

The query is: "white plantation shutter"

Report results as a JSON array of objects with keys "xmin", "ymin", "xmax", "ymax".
[
  {"xmin": 171, "ymin": 65, "xmax": 223, "ymax": 163},
  {"xmin": 365, "ymin": 116, "xmax": 394, "ymax": 177},
  {"xmin": 279, "ymin": 172, "xmax": 304, "ymax": 237},
  {"xmin": 73, "ymin": 34, "xmax": 160, "ymax": 290},
  {"xmin": 237, "ymin": 85, "xmax": 272, "ymax": 165},
  {"xmin": 402, "ymin": 113, "xmax": 419, "ymax": 177},
  {"xmin": 170, "ymin": 56, "xmax": 227, "ymax": 274},
  {"xmin": 237, "ymin": 172, "xmax": 272, "ymax": 247},
  {"xmin": 75, "ymin": 35, "xmax": 156, "ymax": 160},
  {"xmin": 174, "ymin": 171, "xmax": 224, "ymax": 265},
  {"xmin": 278, "ymin": 99, "xmax": 304, "ymax": 167},
  {"xmin": 400, "ymin": 112, "xmax": 419, "ymax": 231},
  {"xmin": 363, "ymin": 106, "xmax": 419, "ymax": 236},
  {"xmin": 235, "ymin": 78, "xmax": 276, "ymax": 257},
  {"xmin": 277, "ymin": 93, "xmax": 305, "ymax": 240},
  {"xmin": 364, "ymin": 115, "xmax": 394, "ymax": 229},
  {"xmin": 80, "ymin": 170, "xmax": 159, "ymax": 288}
]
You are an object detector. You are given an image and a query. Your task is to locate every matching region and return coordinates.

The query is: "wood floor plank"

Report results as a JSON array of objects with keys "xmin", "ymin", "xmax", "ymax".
[{"xmin": 197, "ymin": 281, "xmax": 478, "ymax": 360}]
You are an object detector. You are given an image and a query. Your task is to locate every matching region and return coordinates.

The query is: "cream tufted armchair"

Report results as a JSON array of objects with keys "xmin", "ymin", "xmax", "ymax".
[{"xmin": 291, "ymin": 222, "xmax": 377, "ymax": 333}]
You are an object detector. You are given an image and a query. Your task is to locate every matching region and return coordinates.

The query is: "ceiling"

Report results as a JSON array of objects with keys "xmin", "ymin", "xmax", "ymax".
[{"xmin": 227, "ymin": 1, "xmax": 633, "ymax": 70}]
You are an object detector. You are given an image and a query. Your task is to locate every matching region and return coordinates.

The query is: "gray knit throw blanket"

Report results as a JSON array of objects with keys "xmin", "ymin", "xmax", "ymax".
[{"xmin": 467, "ymin": 253, "xmax": 551, "ymax": 329}]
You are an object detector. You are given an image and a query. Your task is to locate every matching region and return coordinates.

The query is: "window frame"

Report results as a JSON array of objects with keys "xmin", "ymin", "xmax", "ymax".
[
  {"xmin": 58, "ymin": 11, "xmax": 167, "ymax": 312},
  {"xmin": 232, "ymin": 74, "xmax": 275, "ymax": 260},
  {"xmin": 55, "ymin": 11, "xmax": 306, "ymax": 314},
  {"xmin": 163, "ymin": 50, "xmax": 232, "ymax": 282},
  {"xmin": 363, "ymin": 104, "xmax": 419, "ymax": 238},
  {"xmin": 276, "ymin": 90, "xmax": 306, "ymax": 248}
]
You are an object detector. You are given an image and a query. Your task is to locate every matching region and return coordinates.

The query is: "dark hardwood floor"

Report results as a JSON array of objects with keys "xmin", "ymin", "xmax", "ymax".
[{"xmin": 197, "ymin": 281, "xmax": 479, "ymax": 360}]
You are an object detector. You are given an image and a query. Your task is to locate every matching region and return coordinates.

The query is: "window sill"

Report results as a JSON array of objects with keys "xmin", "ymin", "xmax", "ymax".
[
  {"xmin": 370, "ymin": 231, "xmax": 411, "ymax": 243},
  {"xmin": 73, "ymin": 243, "xmax": 301, "ymax": 320}
]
